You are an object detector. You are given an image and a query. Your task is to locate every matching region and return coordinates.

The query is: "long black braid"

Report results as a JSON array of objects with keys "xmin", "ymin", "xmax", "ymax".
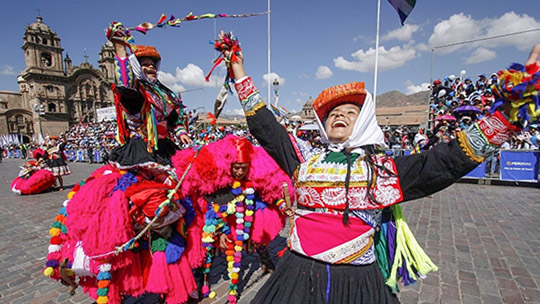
[{"xmin": 341, "ymin": 144, "xmax": 396, "ymax": 225}]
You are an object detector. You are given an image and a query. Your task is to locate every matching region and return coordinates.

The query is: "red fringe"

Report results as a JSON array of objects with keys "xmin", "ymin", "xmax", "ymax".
[{"xmin": 145, "ymin": 251, "xmax": 170, "ymax": 294}]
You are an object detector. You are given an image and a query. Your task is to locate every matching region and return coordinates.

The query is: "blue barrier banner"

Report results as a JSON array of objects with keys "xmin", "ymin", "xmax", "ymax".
[
  {"xmin": 500, "ymin": 151, "xmax": 540, "ymax": 182},
  {"xmin": 465, "ymin": 162, "xmax": 486, "ymax": 178}
]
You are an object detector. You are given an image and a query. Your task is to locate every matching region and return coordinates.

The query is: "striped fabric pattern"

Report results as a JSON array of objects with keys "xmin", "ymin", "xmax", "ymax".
[{"xmin": 387, "ymin": 0, "xmax": 416, "ymax": 25}]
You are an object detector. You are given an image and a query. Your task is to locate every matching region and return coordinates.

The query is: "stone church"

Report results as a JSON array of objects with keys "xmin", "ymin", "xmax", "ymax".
[{"xmin": 0, "ymin": 15, "xmax": 116, "ymax": 143}]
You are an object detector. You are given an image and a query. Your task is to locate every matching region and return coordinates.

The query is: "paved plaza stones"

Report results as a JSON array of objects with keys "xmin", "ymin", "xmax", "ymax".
[{"xmin": 1, "ymin": 158, "xmax": 540, "ymax": 304}]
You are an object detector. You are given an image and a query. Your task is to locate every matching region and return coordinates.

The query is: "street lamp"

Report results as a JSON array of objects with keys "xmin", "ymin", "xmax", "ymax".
[
  {"xmin": 32, "ymin": 103, "xmax": 45, "ymax": 143},
  {"xmin": 272, "ymin": 79, "xmax": 279, "ymax": 106}
]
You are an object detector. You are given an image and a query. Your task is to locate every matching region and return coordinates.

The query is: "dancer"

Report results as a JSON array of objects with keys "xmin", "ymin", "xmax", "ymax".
[
  {"xmin": 11, "ymin": 147, "xmax": 56, "ymax": 195},
  {"xmin": 45, "ymin": 136, "xmax": 71, "ymax": 191},
  {"xmin": 214, "ymin": 33, "xmax": 539, "ymax": 303},
  {"xmin": 172, "ymin": 135, "xmax": 291, "ymax": 303},
  {"xmin": 42, "ymin": 22, "xmax": 197, "ymax": 304}
]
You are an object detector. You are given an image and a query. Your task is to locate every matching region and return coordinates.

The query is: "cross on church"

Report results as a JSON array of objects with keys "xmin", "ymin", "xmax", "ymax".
[{"xmin": 83, "ymin": 48, "xmax": 89, "ymax": 63}]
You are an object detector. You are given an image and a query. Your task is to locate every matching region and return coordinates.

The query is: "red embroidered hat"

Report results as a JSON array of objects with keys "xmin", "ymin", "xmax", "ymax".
[
  {"xmin": 133, "ymin": 45, "xmax": 161, "ymax": 61},
  {"xmin": 312, "ymin": 81, "xmax": 366, "ymax": 120}
]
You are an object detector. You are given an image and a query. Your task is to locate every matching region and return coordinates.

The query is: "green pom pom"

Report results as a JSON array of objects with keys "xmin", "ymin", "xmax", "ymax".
[
  {"xmin": 151, "ymin": 237, "xmax": 168, "ymax": 252},
  {"xmin": 60, "ymin": 225, "xmax": 68, "ymax": 234},
  {"xmin": 96, "ymin": 287, "xmax": 109, "ymax": 296}
]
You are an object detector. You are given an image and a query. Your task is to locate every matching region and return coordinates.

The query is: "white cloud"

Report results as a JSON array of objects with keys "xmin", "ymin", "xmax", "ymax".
[
  {"xmin": 466, "ymin": 47, "xmax": 496, "ymax": 64},
  {"xmin": 158, "ymin": 63, "xmax": 222, "ymax": 93},
  {"xmin": 315, "ymin": 65, "xmax": 333, "ymax": 79},
  {"xmin": 225, "ymin": 108, "xmax": 244, "ymax": 115},
  {"xmin": 298, "ymin": 74, "xmax": 309, "ymax": 79},
  {"xmin": 429, "ymin": 12, "xmax": 540, "ymax": 54},
  {"xmin": 1, "ymin": 65, "xmax": 17, "ymax": 75},
  {"xmin": 405, "ymin": 81, "xmax": 430, "ymax": 95},
  {"xmin": 382, "ymin": 24, "xmax": 420, "ymax": 42},
  {"xmin": 292, "ymin": 91, "xmax": 310, "ymax": 97},
  {"xmin": 353, "ymin": 34, "xmax": 369, "ymax": 42},
  {"xmin": 263, "ymin": 72, "xmax": 286, "ymax": 87},
  {"xmin": 334, "ymin": 45, "xmax": 417, "ymax": 73}
]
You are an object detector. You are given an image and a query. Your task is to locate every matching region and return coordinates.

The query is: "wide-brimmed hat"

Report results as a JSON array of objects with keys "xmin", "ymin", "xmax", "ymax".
[
  {"xmin": 133, "ymin": 45, "xmax": 161, "ymax": 62},
  {"xmin": 312, "ymin": 81, "xmax": 366, "ymax": 121}
]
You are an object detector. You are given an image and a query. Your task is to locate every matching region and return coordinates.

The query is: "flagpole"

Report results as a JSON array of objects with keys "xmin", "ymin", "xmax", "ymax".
[
  {"xmin": 267, "ymin": 0, "xmax": 271, "ymax": 106},
  {"xmin": 373, "ymin": 0, "xmax": 381, "ymax": 104}
]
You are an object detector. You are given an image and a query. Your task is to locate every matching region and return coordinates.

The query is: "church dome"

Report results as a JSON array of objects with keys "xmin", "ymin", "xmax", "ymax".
[{"xmin": 28, "ymin": 16, "xmax": 54, "ymax": 33}]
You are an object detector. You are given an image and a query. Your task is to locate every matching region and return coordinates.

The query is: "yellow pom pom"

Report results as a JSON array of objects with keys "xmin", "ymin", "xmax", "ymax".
[
  {"xmin": 231, "ymin": 272, "xmax": 239, "ymax": 280},
  {"xmin": 236, "ymin": 195, "xmax": 245, "ymax": 201},
  {"xmin": 232, "ymin": 181, "xmax": 241, "ymax": 188},
  {"xmin": 209, "ymin": 291, "xmax": 216, "ymax": 298},
  {"xmin": 229, "ymin": 290, "xmax": 237, "ymax": 296},
  {"xmin": 96, "ymin": 296, "xmax": 109, "ymax": 304},
  {"xmin": 49, "ymin": 227, "xmax": 61, "ymax": 237},
  {"xmin": 213, "ymin": 204, "xmax": 220, "ymax": 212},
  {"xmin": 67, "ymin": 191, "xmax": 76, "ymax": 200},
  {"xmin": 43, "ymin": 267, "xmax": 54, "ymax": 277},
  {"xmin": 245, "ymin": 210, "xmax": 254, "ymax": 216},
  {"xmin": 234, "ymin": 245, "xmax": 243, "ymax": 251},
  {"xmin": 202, "ymin": 236, "xmax": 214, "ymax": 243},
  {"xmin": 226, "ymin": 256, "xmax": 234, "ymax": 262}
]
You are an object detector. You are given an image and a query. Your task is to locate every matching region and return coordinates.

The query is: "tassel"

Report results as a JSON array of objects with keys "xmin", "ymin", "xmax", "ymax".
[
  {"xmin": 385, "ymin": 204, "xmax": 438, "ymax": 290},
  {"xmin": 164, "ymin": 256, "xmax": 197, "ymax": 304},
  {"xmin": 145, "ymin": 251, "xmax": 171, "ymax": 294}
]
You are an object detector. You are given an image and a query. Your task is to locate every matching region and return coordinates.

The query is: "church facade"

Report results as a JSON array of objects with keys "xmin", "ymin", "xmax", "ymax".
[{"xmin": 0, "ymin": 16, "xmax": 116, "ymax": 143}]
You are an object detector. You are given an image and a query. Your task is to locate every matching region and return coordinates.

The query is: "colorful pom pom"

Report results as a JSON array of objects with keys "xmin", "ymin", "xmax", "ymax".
[{"xmin": 43, "ymin": 267, "xmax": 54, "ymax": 277}]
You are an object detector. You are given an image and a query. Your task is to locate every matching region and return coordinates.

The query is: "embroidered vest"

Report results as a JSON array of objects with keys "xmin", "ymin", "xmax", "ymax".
[{"xmin": 294, "ymin": 152, "xmax": 404, "ymax": 210}]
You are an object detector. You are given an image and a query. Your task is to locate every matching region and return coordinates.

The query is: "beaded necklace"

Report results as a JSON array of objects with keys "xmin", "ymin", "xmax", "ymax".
[{"xmin": 201, "ymin": 180, "xmax": 255, "ymax": 303}]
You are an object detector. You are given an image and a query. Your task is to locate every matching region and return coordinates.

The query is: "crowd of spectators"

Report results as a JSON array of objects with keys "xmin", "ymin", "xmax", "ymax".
[
  {"xmin": 2, "ymin": 75, "xmax": 539, "ymax": 177},
  {"xmin": 428, "ymin": 72, "xmax": 539, "ymax": 151}
]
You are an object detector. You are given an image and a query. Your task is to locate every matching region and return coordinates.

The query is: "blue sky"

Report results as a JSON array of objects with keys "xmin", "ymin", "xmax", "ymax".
[{"xmin": 1, "ymin": 0, "xmax": 540, "ymax": 115}]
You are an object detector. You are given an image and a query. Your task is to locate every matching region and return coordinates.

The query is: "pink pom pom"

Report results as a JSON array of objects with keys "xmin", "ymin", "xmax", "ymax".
[
  {"xmin": 201, "ymin": 285, "xmax": 210, "ymax": 295},
  {"xmin": 228, "ymin": 295, "xmax": 237, "ymax": 303}
]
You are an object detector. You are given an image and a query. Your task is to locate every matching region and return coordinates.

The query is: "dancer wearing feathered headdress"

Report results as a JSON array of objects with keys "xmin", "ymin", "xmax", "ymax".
[{"xmin": 172, "ymin": 135, "xmax": 292, "ymax": 303}]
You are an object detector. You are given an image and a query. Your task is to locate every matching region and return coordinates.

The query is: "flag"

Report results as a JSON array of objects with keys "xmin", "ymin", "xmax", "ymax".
[
  {"xmin": 279, "ymin": 106, "xmax": 288, "ymax": 117},
  {"xmin": 387, "ymin": 0, "xmax": 416, "ymax": 25},
  {"xmin": 270, "ymin": 104, "xmax": 281, "ymax": 117}
]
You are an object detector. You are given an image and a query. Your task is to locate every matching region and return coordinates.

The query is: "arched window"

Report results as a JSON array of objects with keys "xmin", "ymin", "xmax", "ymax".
[
  {"xmin": 48, "ymin": 102, "xmax": 56, "ymax": 112},
  {"xmin": 16, "ymin": 115, "xmax": 24, "ymax": 125}
]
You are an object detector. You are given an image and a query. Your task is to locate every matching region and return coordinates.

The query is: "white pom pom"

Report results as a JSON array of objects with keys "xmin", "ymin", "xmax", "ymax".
[
  {"xmin": 99, "ymin": 263, "xmax": 112, "ymax": 272},
  {"xmin": 48, "ymin": 244, "xmax": 62, "ymax": 253}
]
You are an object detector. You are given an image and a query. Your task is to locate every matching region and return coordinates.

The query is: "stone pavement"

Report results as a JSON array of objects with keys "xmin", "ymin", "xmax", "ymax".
[{"xmin": 1, "ymin": 158, "xmax": 540, "ymax": 304}]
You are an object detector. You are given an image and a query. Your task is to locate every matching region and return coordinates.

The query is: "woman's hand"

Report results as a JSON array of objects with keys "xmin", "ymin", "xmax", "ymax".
[
  {"xmin": 219, "ymin": 233, "xmax": 232, "ymax": 250},
  {"xmin": 179, "ymin": 134, "xmax": 192, "ymax": 145},
  {"xmin": 217, "ymin": 31, "xmax": 246, "ymax": 80},
  {"xmin": 525, "ymin": 44, "xmax": 540, "ymax": 66}
]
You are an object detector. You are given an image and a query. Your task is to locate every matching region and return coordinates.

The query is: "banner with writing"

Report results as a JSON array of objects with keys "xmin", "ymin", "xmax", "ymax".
[{"xmin": 499, "ymin": 151, "xmax": 540, "ymax": 182}]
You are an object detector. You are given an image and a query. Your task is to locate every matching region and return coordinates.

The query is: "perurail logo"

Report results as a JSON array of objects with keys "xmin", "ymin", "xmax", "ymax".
[{"xmin": 506, "ymin": 161, "xmax": 532, "ymax": 166}]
